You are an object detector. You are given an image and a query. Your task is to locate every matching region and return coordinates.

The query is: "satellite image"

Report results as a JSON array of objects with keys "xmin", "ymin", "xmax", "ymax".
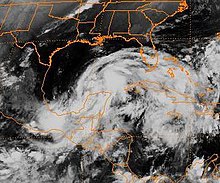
[{"xmin": 0, "ymin": 0, "xmax": 220, "ymax": 182}]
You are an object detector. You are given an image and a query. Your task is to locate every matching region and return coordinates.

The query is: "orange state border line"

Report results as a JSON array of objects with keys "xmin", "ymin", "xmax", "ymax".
[{"xmin": 1, "ymin": 1, "xmax": 216, "ymax": 182}]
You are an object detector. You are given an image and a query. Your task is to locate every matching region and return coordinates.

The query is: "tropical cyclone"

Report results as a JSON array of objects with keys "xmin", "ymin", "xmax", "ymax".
[
  {"xmin": 0, "ymin": 0, "xmax": 190, "ymax": 182},
  {"xmin": 0, "ymin": 0, "xmax": 188, "ymax": 162},
  {"xmin": 2, "ymin": 0, "xmax": 220, "ymax": 182}
]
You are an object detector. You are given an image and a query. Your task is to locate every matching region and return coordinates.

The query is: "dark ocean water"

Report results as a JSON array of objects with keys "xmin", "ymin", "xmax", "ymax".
[{"xmin": 1, "ymin": 1, "xmax": 220, "ymax": 182}]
